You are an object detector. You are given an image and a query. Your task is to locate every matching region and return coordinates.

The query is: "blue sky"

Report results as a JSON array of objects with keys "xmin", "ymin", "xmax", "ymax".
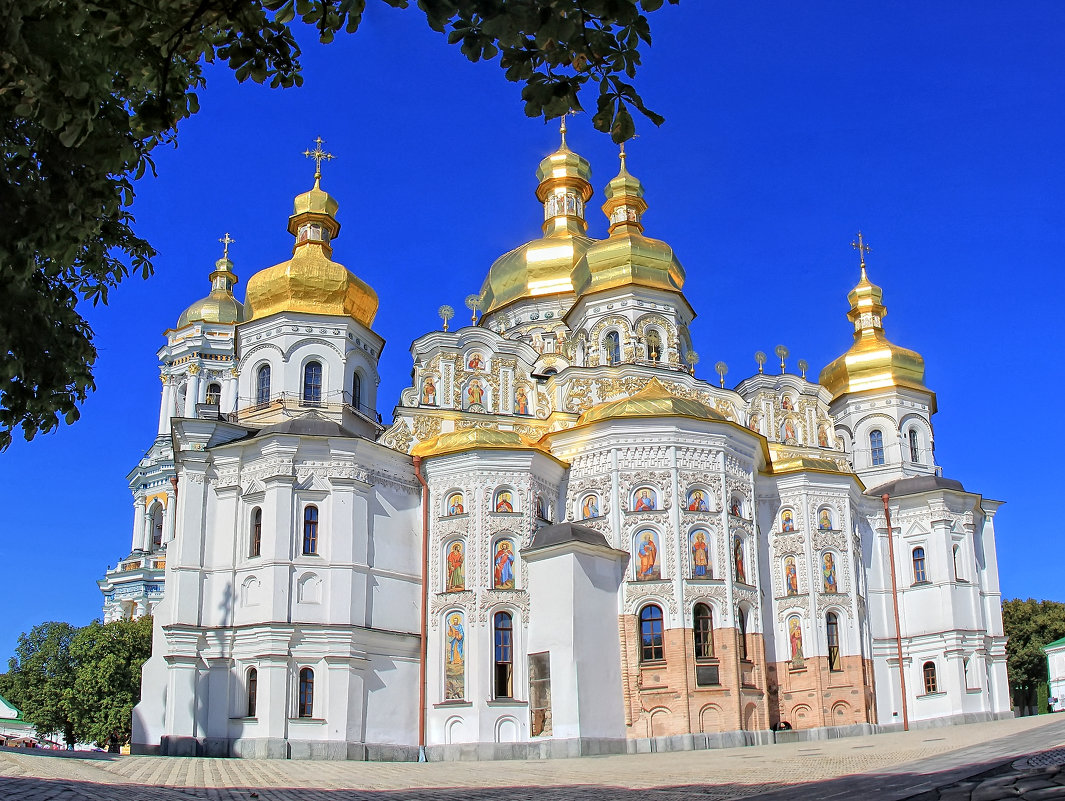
[{"xmin": 1, "ymin": 1, "xmax": 1062, "ymax": 660}]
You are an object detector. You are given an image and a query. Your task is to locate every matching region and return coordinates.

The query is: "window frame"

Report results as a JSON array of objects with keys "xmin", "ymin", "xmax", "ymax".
[
  {"xmin": 303, "ymin": 361, "xmax": 323, "ymax": 406},
  {"xmin": 298, "ymin": 667, "xmax": 314, "ymax": 717},
  {"xmin": 205, "ymin": 382, "xmax": 222, "ymax": 407},
  {"xmin": 908, "ymin": 428, "xmax": 920, "ymax": 463},
  {"xmin": 912, "ymin": 546, "xmax": 928, "ymax": 583},
  {"xmin": 250, "ymin": 507, "xmax": 262, "ymax": 558},
  {"xmin": 922, "ymin": 661, "xmax": 938, "ymax": 694},
  {"xmin": 638, "ymin": 604, "xmax": 665, "ymax": 663},
  {"xmin": 737, "ymin": 606, "xmax": 749, "ymax": 661},
  {"xmin": 870, "ymin": 429, "xmax": 885, "ymax": 466},
  {"xmin": 255, "ymin": 364, "xmax": 271, "ymax": 407},
  {"xmin": 604, "ymin": 330, "xmax": 621, "ymax": 365},
  {"xmin": 693, "ymin": 603, "xmax": 714, "ymax": 660},
  {"xmin": 493, "ymin": 611, "xmax": 514, "ymax": 699},
  {"xmin": 302, "ymin": 505, "xmax": 319, "ymax": 556},
  {"xmin": 826, "ymin": 612, "xmax": 842, "ymax": 672},
  {"xmin": 352, "ymin": 372, "xmax": 362, "ymax": 410},
  {"xmin": 246, "ymin": 667, "xmax": 258, "ymax": 717}
]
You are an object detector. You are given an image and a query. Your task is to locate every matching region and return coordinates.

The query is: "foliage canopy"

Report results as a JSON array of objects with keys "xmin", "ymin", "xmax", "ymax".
[
  {"xmin": 1002, "ymin": 597, "xmax": 1065, "ymax": 711},
  {"xmin": 0, "ymin": 0, "xmax": 675, "ymax": 449}
]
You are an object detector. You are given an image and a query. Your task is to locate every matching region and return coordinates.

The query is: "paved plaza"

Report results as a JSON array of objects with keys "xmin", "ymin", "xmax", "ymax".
[{"xmin": 1, "ymin": 715, "xmax": 1064, "ymax": 801}]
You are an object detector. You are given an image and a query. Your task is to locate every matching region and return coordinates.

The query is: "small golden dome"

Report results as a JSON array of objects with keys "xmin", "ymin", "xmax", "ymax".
[
  {"xmin": 411, "ymin": 427, "xmax": 549, "ymax": 458},
  {"xmin": 243, "ymin": 174, "xmax": 378, "ymax": 327},
  {"xmin": 571, "ymin": 149, "xmax": 685, "ymax": 299},
  {"xmin": 577, "ymin": 377, "xmax": 725, "ymax": 425},
  {"xmin": 819, "ymin": 264, "xmax": 928, "ymax": 400},
  {"xmin": 176, "ymin": 257, "xmax": 244, "ymax": 328},
  {"xmin": 480, "ymin": 120, "xmax": 597, "ymax": 316}
]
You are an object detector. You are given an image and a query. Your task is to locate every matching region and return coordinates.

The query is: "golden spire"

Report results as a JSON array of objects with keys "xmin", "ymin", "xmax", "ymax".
[
  {"xmin": 303, "ymin": 136, "xmax": 335, "ymax": 187},
  {"xmin": 535, "ymin": 115, "xmax": 593, "ymax": 236},
  {"xmin": 602, "ymin": 142, "xmax": 646, "ymax": 235},
  {"xmin": 559, "ymin": 113, "xmax": 569, "ymax": 151}
]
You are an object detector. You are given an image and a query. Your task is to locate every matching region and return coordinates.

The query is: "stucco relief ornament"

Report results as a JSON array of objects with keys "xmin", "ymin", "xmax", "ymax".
[
  {"xmin": 429, "ymin": 590, "xmax": 474, "ymax": 628},
  {"xmin": 411, "ymin": 415, "xmax": 442, "ymax": 441},
  {"xmin": 771, "ymin": 533, "xmax": 805, "ymax": 556},
  {"xmin": 813, "ymin": 529, "xmax": 847, "ymax": 553},
  {"xmin": 623, "ymin": 583, "xmax": 677, "ymax": 617},
  {"xmin": 478, "ymin": 590, "xmax": 530, "ymax": 624},
  {"xmin": 682, "ymin": 584, "xmax": 727, "ymax": 610},
  {"xmin": 774, "ymin": 595, "xmax": 811, "ymax": 623},
  {"xmin": 733, "ymin": 585, "xmax": 759, "ymax": 610}
]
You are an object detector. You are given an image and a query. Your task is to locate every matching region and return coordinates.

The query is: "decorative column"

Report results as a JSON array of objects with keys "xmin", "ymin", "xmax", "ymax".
[
  {"xmin": 222, "ymin": 369, "xmax": 239, "ymax": 414},
  {"xmin": 131, "ymin": 496, "xmax": 146, "ymax": 553},
  {"xmin": 140, "ymin": 504, "xmax": 155, "ymax": 553},
  {"xmin": 158, "ymin": 375, "xmax": 173, "ymax": 435},
  {"xmin": 184, "ymin": 366, "xmax": 201, "ymax": 417},
  {"xmin": 164, "ymin": 488, "xmax": 177, "ymax": 544}
]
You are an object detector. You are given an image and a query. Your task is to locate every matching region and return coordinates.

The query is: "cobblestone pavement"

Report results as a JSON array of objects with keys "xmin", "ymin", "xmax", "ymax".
[{"xmin": 1, "ymin": 715, "xmax": 1063, "ymax": 801}]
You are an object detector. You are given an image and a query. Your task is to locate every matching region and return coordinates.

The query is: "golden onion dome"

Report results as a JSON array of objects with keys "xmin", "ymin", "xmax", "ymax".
[
  {"xmin": 243, "ymin": 173, "xmax": 378, "ymax": 327},
  {"xmin": 819, "ymin": 262, "xmax": 928, "ymax": 401},
  {"xmin": 411, "ymin": 427, "xmax": 550, "ymax": 458},
  {"xmin": 176, "ymin": 256, "xmax": 244, "ymax": 328},
  {"xmin": 577, "ymin": 377, "xmax": 725, "ymax": 425},
  {"xmin": 571, "ymin": 148, "xmax": 685, "ymax": 299},
  {"xmin": 479, "ymin": 118, "xmax": 597, "ymax": 316}
]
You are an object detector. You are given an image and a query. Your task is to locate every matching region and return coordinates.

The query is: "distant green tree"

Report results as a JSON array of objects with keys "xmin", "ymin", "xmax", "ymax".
[
  {"xmin": 1, "ymin": 0, "xmax": 677, "ymax": 450},
  {"xmin": 4, "ymin": 621, "xmax": 78, "ymax": 745},
  {"xmin": 1002, "ymin": 598, "xmax": 1065, "ymax": 714},
  {"xmin": 68, "ymin": 616, "xmax": 153, "ymax": 748}
]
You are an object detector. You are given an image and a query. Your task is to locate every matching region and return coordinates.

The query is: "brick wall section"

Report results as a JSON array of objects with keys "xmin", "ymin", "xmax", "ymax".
[
  {"xmin": 772, "ymin": 656, "xmax": 877, "ymax": 729},
  {"xmin": 619, "ymin": 615, "xmax": 770, "ymax": 737}
]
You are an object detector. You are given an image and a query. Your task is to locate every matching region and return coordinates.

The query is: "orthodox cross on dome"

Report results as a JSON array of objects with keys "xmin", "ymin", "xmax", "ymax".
[
  {"xmin": 303, "ymin": 136, "xmax": 335, "ymax": 182},
  {"xmin": 851, "ymin": 230, "xmax": 871, "ymax": 271},
  {"xmin": 559, "ymin": 113, "xmax": 569, "ymax": 149},
  {"xmin": 218, "ymin": 232, "xmax": 234, "ymax": 260}
]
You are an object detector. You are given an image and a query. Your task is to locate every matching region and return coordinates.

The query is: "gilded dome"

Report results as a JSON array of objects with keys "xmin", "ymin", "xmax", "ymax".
[
  {"xmin": 243, "ymin": 176, "xmax": 378, "ymax": 327},
  {"xmin": 819, "ymin": 265, "xmax": 928, "ymax": 400},
  {"xmin": 571, "ymin": 150, "xmax": 686, "ymax": 299},
  {"xmin": 577, "ymin": 378, "xmax": 725, "ymax": 425},
  {"xmin": 175, "ymin": 257, "xmax": 244, "ymax": 328},
  {"xmin": 480, "ymin": 120, "xmax": 598, "ymax": 316},
  {"xmin": 411, "ymin": 427, "xmax": 550, "ymax": 458}
]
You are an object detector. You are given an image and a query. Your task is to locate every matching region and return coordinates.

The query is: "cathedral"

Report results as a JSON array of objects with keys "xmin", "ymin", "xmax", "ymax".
[{"xmin": 115, "ymin": 129, "xmax": 1011, "ymax": 760}]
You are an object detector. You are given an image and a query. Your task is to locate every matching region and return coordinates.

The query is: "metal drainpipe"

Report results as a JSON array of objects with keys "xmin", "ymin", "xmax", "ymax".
[
  {"xmin": 882, "ymin": 493, "xmax": 909, "ymax": 731},
  {"xmin": 413, "ymin": 456, "xmax": 430, "ymax": 761}
]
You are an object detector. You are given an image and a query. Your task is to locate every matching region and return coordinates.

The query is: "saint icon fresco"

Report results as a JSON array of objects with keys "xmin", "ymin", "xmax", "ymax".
[
  {"xmin": 581, "ymin": 494, "xmax": 599, "ymax": 519},
  {"xmin": 467, "ymin": 353, "xmax": 484, "ymax": 370},
  {"xmin": 515, "ymin": 386, "xmax": 529, "ymax": 415},
  {"xmin": 788, "ymin": 616, "xmax": 804, "ymax": 667},
  {"xmin": 421, "ymin": 377, "xmax": 437, "ymax": 405},
  {"xmin": 734, "ymin": 536, "xmax": 746, "ymax": 584},
  {"xmin": 781, "ymin": 509, "xmax": 795, "ymax": 532},
  {"xmin": 633, "ymin": 488, "xmax": 657, "ymax": 512},
  {"xmin": 636, "ymin": 531, "xmax": 660, "ymax": 581},
  {"xmin": 782, "ymin": 418, "xmax": 797, "ymax": 441},
  {"xmin": 494, "ymin": 539, "xmax": 516, "ymax": 589},
  {"xmin": 686, "ymin": 489, "xmax": 709, "ymax": 512},
  {"xmin": 495, "ymin": 490, "xmax": 514, "ymax": 513},
  {"xmin": 445, "ymin": 542, "xmax": 464, "ymax": 591},
  {"xmin": 467, "ymin": 379, "xmax": 485, "ymax": 407},
  {"xmin": 818, "ymin": 509, "xmax": 833, "ymax": 531},
  {"xmin": 822, "ymin": 552, "xmax": 837, "ymax": 593},
  {"xmin": 781, "ymin": 396, "xmax": 792, "ymax": 411},
  {"xmin": 445, "ymin": 612, "xmax": 465, "ymax": 700},
  {"xmin": 730, "ymin": 498, "xmax": 742, "ymax": 517},
  {"xmin": 446, "ymin": 493, "xmax": 464, "ymax": 516},
  {"xmin": 691, "ymin": 530, "xmax": 710, "ymax": 578},
  {"xmin": 818, "ymin": 426, "xmax": 829, "ymax": 447},
  {"xmin": 748, "ymin": 414, "xmax": 760, "ymax": 433},
  {"xmin": 784, "ymin": 555, "xmax": 798, "ymax": 595}
]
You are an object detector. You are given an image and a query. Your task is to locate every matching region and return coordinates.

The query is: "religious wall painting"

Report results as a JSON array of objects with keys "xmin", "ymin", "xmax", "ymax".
[
  {"xmin": 514, "ymin": 385, "xmax": 530, "ymax": 415},
  {"xmin": 421, "ymin": 377, "xmax": 438, "ymax": 406},
  {"xmin": 781, "ymin": 395, "xmax": 793, "ymax": 411},
  {"xmin": 781, "ymin": 417, "xmax": 798, "ymax": 442},
  {"xmin": 444, "ymin": 611, "xmax": 466, "ymax": 700},
  {"xmin": 729, "ymin": 494, "xmax": 744, "ymax": 517},
  {"xmin": 818, "ymin": 508, "xmax": 834, "ymax": 531},
  {"xmin": 781, "ymin": 509, "xmax": 795, "ymax": 532},
  {"xmin": 466, "ymin": 379, "xmax": 486, "ymax": 409},
  {"xmin": 445, "ymin": 491, "xmax": 465, "ymax": 517},
  {"xmin": 633, "ymin": 487, "xmax": 658, "ymax": 512},
  {"xmin": 748, "ymin": 414, "xmax": 760, "ymax": 433},
  {"xmin": 635, "ymin": 530, "xmax": 661, "ymax": 581},
  {"xmin": 493, "ymin": 538, "xmax": 517, "ymax": 590},
  {"xmin": 734, "ymin": 535, "xmax": 747, "ymax": 584},
  {"xmin": 445, "ymin": 541, "xmax": 465, "ymax": 592},
  {"xmin": 818, "ymin": 425, "xmax": 830, "ymax": 448},
  {"xmin": 580, "ymin": 493, "xmax": 600, "ymax": 520},
  {"xmin": 494, "ymin": 489, "xmax": 515, "ymax": 513},
  {"xmin": 784, "ymin": 555, "xmax": 798, "ymax": 596},
  {"xmin": 822, "ymin": 552, "xmax": 838, "ymax": 593},
  {"xmin": 467, "ymin": 352, "xmax": 485, "ymax": 370},
  {"xmin": 690, "ymin": 530, "xmax": 711, "ymax": 579},
  {"xmin": 788, "ymin": 615, "xmax": 804, "ymax": 668},
  {"xmin": 686, "ymin": 488, "xmax": 710, "ymax": 512}
]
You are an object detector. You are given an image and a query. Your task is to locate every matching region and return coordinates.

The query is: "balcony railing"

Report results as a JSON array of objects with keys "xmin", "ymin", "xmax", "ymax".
[{"xmin": 233, "ymin": 390, "xmax": 382, "ymax": 426}]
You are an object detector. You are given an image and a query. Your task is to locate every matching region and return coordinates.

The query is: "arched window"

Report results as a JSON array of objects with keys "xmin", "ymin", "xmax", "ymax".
[
  {"xmin": 604, "ymin": 331, "xmax": 621, "ymax": 365},
  {"xmin": 737, "ymin": 606, "xmax": 749, "ymax": 661},
  {"xmin": 250, "ymin": 507, "xmax": 262, "ymax": 558},
  {"xmin": 646, "ymin": 329, "xmax": 663, "ymax": 363},
  {"xmin": 150, "ymin": 505, "xmax": 164, "ymax": 549},
  {"xmin": 205, "ymin": 382, "xmax": 221, "ymax": 407},
  {"xmin": 256, "ymin": 365, "xmax": 271, "ymax": 407},
  {"xmin": 246, "ymin": 667, "xmax": 258, "ymax": 717},
  {"xmin": 826, "ymin": 612, "xmax": 842, "ymax": 672},
  {"xmin": 922, "ymin": 661, "xmax": 938, "ymax": 694},
  {"xmin": 639, "ymin": 604, "xmax": 664, "ymax": 662},
  {"xmin": 352, "ymin": 372, "xmax": 362, "ymax": 411},
  {"xmin": 953, "ymin": 544, "xmax": 962, "ymax": 581},
  {"xmin": 693, "ymin": 603, "xmax": 714, "ymax": 659},
  {"xmin": 493, "ymin": 611, "xmax": 513, "ymax": 698},
  {"xmin": 302, "ymin": 506, "xmax": 319, "ymax": 555},
  {"xmin": 298, "ymin": 667, "xmax": 314, "ymax": 717},
  {"xmin": 303, "ymin": 361, "xmax": 323, "ymax": 405},
  {"xmin": 870, "ymin": 429, "xmax": 885, "ymax": 466},
  {"xmin": 912, "ymin": 546, "xmax": 927, "ymax": 583},
  {"xmin": 909, "ymin": 429, "xmax": 920, "ymax": 463}
]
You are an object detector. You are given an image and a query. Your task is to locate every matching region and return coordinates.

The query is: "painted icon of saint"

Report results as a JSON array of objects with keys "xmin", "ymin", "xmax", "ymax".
[
  {"xmin": 634, "ymin": 488, "xmax": 657, "ymax": 512},
  {"xmin": 468, "ymin": 353, "xmax": 484, "ymax": 370},
  {"xmin": 687, "ymin": 490, "xmax": 709, "ymax": 512},
  {"xmin": 785, "ymin": 555, "xmax": 798, "ymax": 596},
  {"xmin": 447, "ymin": 614, "xmax": 464, "ymax": 664},
  {"xmin": 494, "ymin": 540, "xmax": 515, "ymax": 589},
  {"xmin": 819, "ymin": 509, "xmax": 833, "ymax": 531},
  {"xmin": 515, "ymin": 386, "xmax": 529, "ymax": 415},
  {"xmin": 818, "ymin": 426, "xmax": 829, "ymax": 448},
  {"xmin": 734, "ymin": 536, "xmax": 746, "ymax": 584},
  {"xmin": 691, "ymin": 531, "xmax": 710, "ymax": 578},
  {"xmin": 445, "ymin": 612, "xmax": 465, "ymax": 698},
  {"xmin": 822, "ymin": 552, "xmax": 837, "ymax": 593},
  {"xmin": 447, "ymin": 494, "xmax": 464, "ymax": 516},
  {"xmin": 783, "ymin": 418, "xmax": 797, "ymax": 441},
  {"xmin": 730, "ymin": 498, "xmax": 742, "ymax": 516},
  {"xmin": 748, "ymin": 414, "xmax": 760, "ymax": 433},
  {"xmin": 781, "ymin": 509, "xmax": 795, "ymax": 532},
  {"xmin": 789, "ymin": 617, "xmax": 804, "ymax": 666},
  {"xmin": 495, "ymin": 491, "xmax": 514, "ymax": 513},
  {"xmin": 446, "ymin": 542, "xmax": 464, "ymax": 591},
  {"xmin": 467, "ymin": 379, "xmax": 484, "ymax": 406},
  {"xmin": 781, "ymin": 396, "xmax": 792, "ymax": 411},
  {"xmin": 637, "ymin": 532, "xmax": 660, "ymax": 580},
  {"xmin": 422, "ymin": 377, "xmax": 437, "ymax": 405},
  {"xmin": 581, "ymin": 495, "xmax": 599, "ymax": 519}
]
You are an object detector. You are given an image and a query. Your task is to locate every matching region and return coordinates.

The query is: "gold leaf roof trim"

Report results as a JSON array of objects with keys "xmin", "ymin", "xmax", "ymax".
[{"xmin": 577, "ymin": 377, "xmax": 726, "ymax": 425}]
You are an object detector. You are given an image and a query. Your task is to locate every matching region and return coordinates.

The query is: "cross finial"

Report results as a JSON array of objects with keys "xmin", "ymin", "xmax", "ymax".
[
  {"xmin": 851, "ymin": 230, "xmax": 871, "ymax": 274},
  {"xmin": 303, "ymin": 136, "xmax": 335, "ymax": 184},
  {"xmin": 559, "ymin": 113, "xmax": 569, "ymax": 150},
  {"xmin": 219, "ymin": 232, "xmax": 234, "ymax": 260}
]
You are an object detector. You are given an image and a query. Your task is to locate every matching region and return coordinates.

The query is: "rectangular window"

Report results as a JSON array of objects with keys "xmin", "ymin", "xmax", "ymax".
[
  {"xmin": 913, "ymin": 547, "xmax": 927, "ymax": 583},
  {"xmin": 493, "ymin": 612, "xmax": 513, "ymax": 699},
  {"xmin": 246, "ymin": 669, "xmax": 258, "ymax": 717}
]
